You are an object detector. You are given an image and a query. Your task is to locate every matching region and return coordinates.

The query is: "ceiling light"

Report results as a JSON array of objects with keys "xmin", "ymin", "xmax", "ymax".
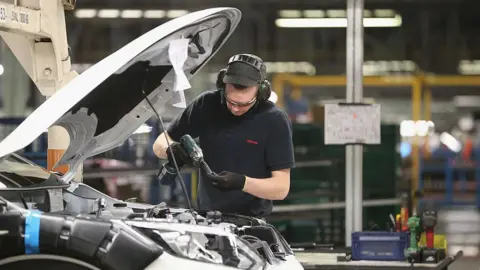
[
  {"xmin": 166, "ymin": 10, "xmax": 188, "ymax": 18},
  {"xmin": 75, "ymin": 9, "xmax": 96, "ymax": 18},
  {"xmin": 275, "ymin": 15, "xmax": 402, "ymax": 28},
  {"xmin": 121, "ymin": 9, "xmax": 143, "ymax": 19},
  {"xmin": 440, "ymin": 132, "xmax": 462, "ymax": 152},
  {"xmin": 303, "ymin": 10, "xmax": 325, "ymax": 18},
  {"xmin": 374, "ymin": 9, "xmax": 395, "ymax": 17},
  {"xmin": 326, "ymin": 9, "xmax": 346, "ymax": 18},
  {"xmin": 277, "ymin": 18, "xmax": 347, "ymax": 28},
  {"xmin": 278, "ymin": 10, "xmax": 302, "ymax": 18},
  {"xmin": 98, "ymin": 9, "xmax": 120, "ymax": 18},
  {"xmin": 143, "ymin": 10, "xmax": 165, "ymax": 18}
]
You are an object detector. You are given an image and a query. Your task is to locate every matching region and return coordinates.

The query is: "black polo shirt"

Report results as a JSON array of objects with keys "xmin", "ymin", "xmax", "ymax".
[{"xmin": 166, "ymin": 90, "xmax": 295, "ymax": 217}]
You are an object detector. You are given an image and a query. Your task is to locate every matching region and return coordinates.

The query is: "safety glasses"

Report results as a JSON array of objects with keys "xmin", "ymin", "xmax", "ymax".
[{"xmin": 225, "ymin": 96, "xmax": 257, "ymax": 107}]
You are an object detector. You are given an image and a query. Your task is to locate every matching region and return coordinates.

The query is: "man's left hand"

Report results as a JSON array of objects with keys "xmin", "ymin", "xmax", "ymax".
[{"xmin": 210, "ymin": 171, "xmax": 246, "ymax": 191}]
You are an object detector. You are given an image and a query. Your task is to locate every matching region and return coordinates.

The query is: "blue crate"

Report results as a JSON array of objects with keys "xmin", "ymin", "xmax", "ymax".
[{"xmin": 351, "ymin": 231, "xmax": 409, "ymax": 261}]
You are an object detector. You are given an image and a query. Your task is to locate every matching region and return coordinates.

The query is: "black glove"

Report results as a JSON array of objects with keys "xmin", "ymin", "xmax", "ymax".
[
  {"xmin": 210, "ymin": 171, "xmax": 246, "ymax": 191},
  {"xmin": 166, "ymin": 142, "xmax": 192, "ymax": 167}
]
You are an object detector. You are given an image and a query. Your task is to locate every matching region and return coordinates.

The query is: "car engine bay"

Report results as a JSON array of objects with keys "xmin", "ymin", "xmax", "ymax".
[{"xmin": 0, "ymin": 180, "xmax": 298, "ymax": 270}]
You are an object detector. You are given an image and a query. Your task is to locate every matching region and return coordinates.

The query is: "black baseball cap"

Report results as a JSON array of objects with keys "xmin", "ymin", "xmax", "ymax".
[{"xmin": 223, "ymin": 62, "xmax": 262, "ymax": 87}]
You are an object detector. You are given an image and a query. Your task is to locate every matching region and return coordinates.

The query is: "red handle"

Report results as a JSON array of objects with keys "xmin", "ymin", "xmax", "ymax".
[{"xmin": 426, "ymin": 229, "xmax": 434, "ymax": 248}]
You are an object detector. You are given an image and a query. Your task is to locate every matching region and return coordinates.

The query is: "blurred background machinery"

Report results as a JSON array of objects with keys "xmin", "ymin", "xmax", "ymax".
[{"xmin": 0, "ymin": 0, "xmax": 479, "ymax": 265}]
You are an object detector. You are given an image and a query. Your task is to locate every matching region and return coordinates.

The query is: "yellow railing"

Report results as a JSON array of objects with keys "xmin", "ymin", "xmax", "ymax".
[{"xmin": 272, "ymin": 73, "xmax": 480, "ymax": 206}]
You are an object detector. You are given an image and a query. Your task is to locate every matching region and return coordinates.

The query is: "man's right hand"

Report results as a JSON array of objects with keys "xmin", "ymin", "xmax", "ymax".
[{"xmin": 166, "ymin": 142, "xmax": 192, "ymax": 167}]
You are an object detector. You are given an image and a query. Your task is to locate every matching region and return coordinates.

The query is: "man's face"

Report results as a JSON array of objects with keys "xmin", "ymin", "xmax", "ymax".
[{"xmin": 224, "ymin": 83, "xmax": 258, "ymax": 116}]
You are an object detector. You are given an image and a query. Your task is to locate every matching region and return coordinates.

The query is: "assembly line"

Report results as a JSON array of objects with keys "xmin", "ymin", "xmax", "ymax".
[{"xmin": 0, "ymin": 0, "xmax": 471, "ymax": 270}]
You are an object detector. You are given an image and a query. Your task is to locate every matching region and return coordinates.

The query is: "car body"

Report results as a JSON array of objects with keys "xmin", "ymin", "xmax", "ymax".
[{"xmin": 0, "ymin": 7, "xmax": 304, "ymax": 270}]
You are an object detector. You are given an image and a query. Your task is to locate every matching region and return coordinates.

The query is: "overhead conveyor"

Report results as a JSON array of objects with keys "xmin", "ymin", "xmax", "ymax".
[{"xmin": 0, "ymin": 0, "xmax": 79, "ymax": 179}]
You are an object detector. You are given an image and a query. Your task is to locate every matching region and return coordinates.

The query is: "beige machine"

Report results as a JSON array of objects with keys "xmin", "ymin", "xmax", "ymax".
[{"xmin": 0, "ymin": 0, "xmax": 79, "ymax": 180}]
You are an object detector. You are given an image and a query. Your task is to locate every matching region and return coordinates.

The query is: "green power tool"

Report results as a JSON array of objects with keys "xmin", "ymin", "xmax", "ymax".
[
  {"xmin": 404, "ymin": 215, "xmax": 421, "ymax": 263},
  {"xmin": 158, "ymin": 134, "xmax": 216, "ymax": 186}
]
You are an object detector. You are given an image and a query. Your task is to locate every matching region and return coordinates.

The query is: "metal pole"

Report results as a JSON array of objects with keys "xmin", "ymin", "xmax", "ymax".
[
  {"xmin": 345, "ymin": 0, "xmax": 355, "ymax": 247},
  {"xmin": 352, "ymin": 0, "xmax": 365, "ymax": 234},
  {"xmin": 345, "ymin": 0, "xmax": 364, "ymax": 246}
]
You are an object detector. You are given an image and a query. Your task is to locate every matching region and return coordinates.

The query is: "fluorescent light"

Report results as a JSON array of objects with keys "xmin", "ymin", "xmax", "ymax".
[
  {"xmin": 365, "ymin": 16, "xmax": 402, "ymax": 27},
  {"xmin": 278, "ymin": 10, "xmax": 302, "ymax": 18},
  {"xmin": 277, "ymin": 18, "xmax": 346, "ymax": 28},
  {"xmin": 374, "ymin": 9, "xmax": 395, "ymax": 17},
  {"xmin": 264, "ymin": 61, "xmax": 317, "ymax": 76},
  {"xmin": 121, "ymin": 9, "xmax": 143, "ymax": 18},
  {"xmin": 400, "ymin": 120, "xmax": 416, "ymax": 137},
  {"xmin": 143, "ymin": 10, "xmax": 165, "ymax": 18},
  {"xmin": 303, "ymin": 10, "xmax": 325, "ymax": 18},
  {"xmin": 75, "ymin": 9, "xmax": 97, "ymax": 18},
  {"xmin": 440, "ymin": 132, "xmax": 462, "ymax": 152},
  {"xmin": 400, "ymin": 120, "xmax": 434, "ymax": 137},
  {"xmin": 326, "ymin": 9, "xmax": 346, "ymax": 18},
  {"xmin": 98, "ymin": 9, "xmax": 120, "ymax": 18},
  {"xmin": 458, "ymin": 60, "xmax": 480, "ymax": 75},
  {"xmin": 415, "ymin": 120, "xmax": 430, "ymax": 137},
  {"xmin": 275, "ymin": 15, "xmax": 402, "ymax": 28},
  {"xmin": 166, "ymin": 10, "xmax": 188, "ymax": 18},
  {"xmin": 0, "ymin": 64, "xmax": 4, "ymax": 76}
]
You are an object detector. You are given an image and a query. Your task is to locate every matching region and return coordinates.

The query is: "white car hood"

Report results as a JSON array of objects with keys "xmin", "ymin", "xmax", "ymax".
[{"xmin": 0, "ymin": 7, "xmax": 242, "ymax": 181}]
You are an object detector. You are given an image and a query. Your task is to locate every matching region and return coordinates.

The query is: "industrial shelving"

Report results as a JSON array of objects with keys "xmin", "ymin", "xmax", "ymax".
[{"xmin": 418, "ymin": 147, "xmax": 480, "ymax": 208}]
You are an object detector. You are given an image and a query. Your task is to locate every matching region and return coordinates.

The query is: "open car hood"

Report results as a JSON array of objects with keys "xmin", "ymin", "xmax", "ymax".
[{"xmin": 0, "ymin": 7, "xmax": 241, "ymax": 181}]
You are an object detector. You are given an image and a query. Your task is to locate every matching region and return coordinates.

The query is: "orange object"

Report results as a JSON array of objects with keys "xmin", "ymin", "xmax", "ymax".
[
  {"xmin": 462, "ymin": 137, "xmax": 473, "ymax": 161},
  {"xmin": 395, "ymin": 214, "xmax": 401, "ymax": 232},
  {"xmin": 400, "ymin": 194, "xmax": 410, "ymax": 231},
  {"xmin": 47, "ymin": 149, "xmax": 69, "ymax": 174},
  {"xmin": 400, "ymin": 208, "xmax": 409, "ymax": 231}
]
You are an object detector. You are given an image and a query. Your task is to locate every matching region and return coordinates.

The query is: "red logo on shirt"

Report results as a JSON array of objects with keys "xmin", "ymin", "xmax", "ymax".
[{"xmin": 246, "ymin": 139, "xmax": 258, "ymax": 145}]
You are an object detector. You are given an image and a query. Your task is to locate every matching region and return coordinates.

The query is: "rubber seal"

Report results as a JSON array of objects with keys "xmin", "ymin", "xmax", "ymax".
[{"xmin": 24, "ymin": 210, "xmax": 42, "ymax": 254}]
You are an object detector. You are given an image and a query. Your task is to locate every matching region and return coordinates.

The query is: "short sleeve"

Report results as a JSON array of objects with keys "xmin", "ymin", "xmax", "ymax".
[
  {"xmin": 265, "ymin": 110, "xmax": 295, "ymax": 171},
  {"xmin": 166, "ymin": 92, "xmax": 207, "ymax": 141}
]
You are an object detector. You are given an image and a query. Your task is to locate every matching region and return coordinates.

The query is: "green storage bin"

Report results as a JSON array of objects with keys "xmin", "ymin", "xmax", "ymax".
[{"xmin": 288, "ymin": 123, "xmax": 401, "ymax": 244}]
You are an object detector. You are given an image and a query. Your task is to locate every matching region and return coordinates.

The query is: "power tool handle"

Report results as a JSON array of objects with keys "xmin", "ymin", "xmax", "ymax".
[
  {"xmin": 201, "ymin": 161, "xmax": 217, "ymax": 176},
  {"xmin": 180, "ymin": 134, "xmax": 202, "ymax": 156}
]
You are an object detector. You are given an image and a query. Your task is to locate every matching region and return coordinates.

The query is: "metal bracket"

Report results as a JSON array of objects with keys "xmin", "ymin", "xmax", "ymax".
[
  {"xmin": 62, "ymin": 0, "xmax": 75, "ymax": 10},
  {"xmin": 0, "ymin": 0, "xmax": 78, "ymax": 96}
]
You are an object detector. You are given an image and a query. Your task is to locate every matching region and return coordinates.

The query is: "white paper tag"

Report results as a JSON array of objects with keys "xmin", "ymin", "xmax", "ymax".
[
  {"xmin": 172, "ymin": 90, "xmax": 187, "ymax": 108},
  {"xmin": 324, "ymin": 103, "xmax": 381, "ymax": 145},
  {"xmin": 168, "ymin": 38, "xmax": 192, "ymax": 92}
]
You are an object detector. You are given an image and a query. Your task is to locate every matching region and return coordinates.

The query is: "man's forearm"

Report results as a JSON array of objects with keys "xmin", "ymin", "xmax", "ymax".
[
  {"xmin": 242, "ymin": 176, "xmax": 289, "ymax": 200},
  {"xmin": 153, "ymin": 132, "xmax": 175, "ymax": 159}
]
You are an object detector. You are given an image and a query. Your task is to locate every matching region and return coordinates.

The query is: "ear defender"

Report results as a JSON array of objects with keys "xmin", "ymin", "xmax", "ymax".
[
  {"xmin": 216, "ymin": 69, "xmax": 227, "ymax": 91},
  {"xmin": 216, "ymin": 69, "xmax": 227, "ymax": 104},
  {"xmin": 255, "ymin": 58, "xmax": 271, "ymax": 102},
  {"xmin": 258, "ymin": 80, "xmax": 272, "ymax": 102}
]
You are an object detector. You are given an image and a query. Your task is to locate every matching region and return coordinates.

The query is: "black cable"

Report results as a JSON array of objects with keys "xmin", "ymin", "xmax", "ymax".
[
  {"xmin": 140, "ymin": 86, "xmax": 196, "ymax": 221},
  {"xmin": 18, "ymin": 192, "xmax": 28, "ymax": 209}
]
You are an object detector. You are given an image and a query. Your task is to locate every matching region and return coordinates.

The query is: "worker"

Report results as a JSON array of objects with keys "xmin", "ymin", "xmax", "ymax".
[{"xmin": 153, "ymin": 53, "xmax": 295, "ymax": 218}]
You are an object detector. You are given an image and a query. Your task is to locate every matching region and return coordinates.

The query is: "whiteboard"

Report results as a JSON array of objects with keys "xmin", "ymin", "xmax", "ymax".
[{"xmin": 324, "ymin": 103, "xmax": 381, "ymax": 145}]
